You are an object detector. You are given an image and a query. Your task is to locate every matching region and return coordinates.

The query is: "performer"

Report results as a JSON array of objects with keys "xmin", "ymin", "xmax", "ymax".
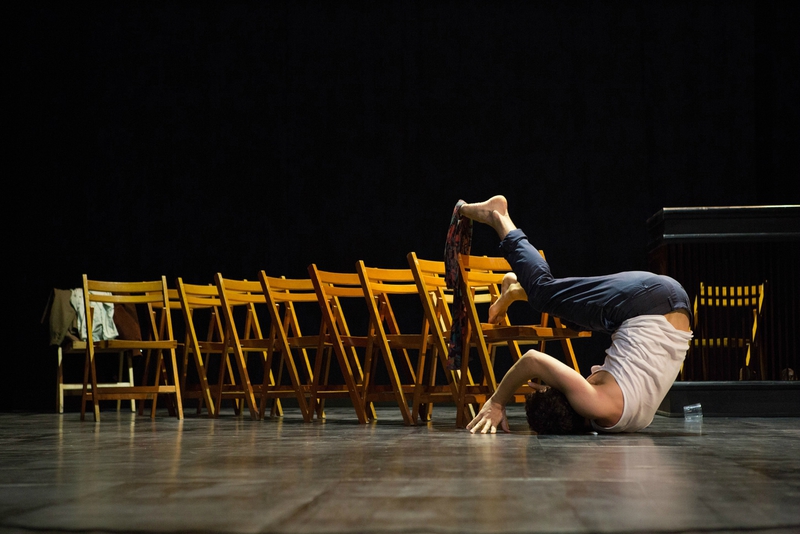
[{"xmin": 458, "ymin": 196, "xmax": 693, "ymax": 434}]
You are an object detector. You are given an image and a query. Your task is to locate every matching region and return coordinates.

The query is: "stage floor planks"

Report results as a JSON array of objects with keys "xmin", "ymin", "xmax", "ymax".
[{"xmin": 0, "ymin": 406, "xmax": 798, "ymax": 534}]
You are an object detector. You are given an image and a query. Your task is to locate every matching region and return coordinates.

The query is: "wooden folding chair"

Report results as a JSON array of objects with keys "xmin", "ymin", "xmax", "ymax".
[
  {"xmin": 258, "ymin": 271, "xmax": 326, "ymax": 421},
  {"xmin": 45, "ymin": 288, "xmax": 138, "ymax": 414},
  {"xmin": 308, "ymin": 264, "xmax": 374, "ymax": 424},
  {"xmin": 174, "ymin": 279, "xmax": 227, "ymax": 416},
  {"xmin": 455, "ymin": 253, "xmax": 591, "ymax": 427},
  {"xmin": 215, "ymin": 274, "xmax": 275, "ymax": 420},
  {"xmin": 137, "ymin": 288, "xmax": 183, "ymax": 417},
  {"xmin": 689, "ymin": 281, "xmax": 767, "ymax": 381},
  {"xmin": 80, "ymin": 275, "xmax": 183, "ymax": 421},
  {"xmin": 216, "ymin": 274, "xmax": 313, "ymax": 421},
  {"xmin": 356, "ymin": 260, "xmax": 460, "ymax": 425},
  {"xmin": 146, "ymin": 285, "xmax": 243, "ymax": 417},
  {"xmin": 407, "ymin": 252, "xmax": 481, "ymax": 425}
]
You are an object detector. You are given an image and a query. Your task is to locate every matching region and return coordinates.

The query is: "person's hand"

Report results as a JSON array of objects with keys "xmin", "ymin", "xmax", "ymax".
[
  {"xmin": 527, "ymin": 380, "xmax": 548, "ymax": 392},
  {"xmin": 466, "ymin": 396, "xmax": 510, "ymax": 434}
]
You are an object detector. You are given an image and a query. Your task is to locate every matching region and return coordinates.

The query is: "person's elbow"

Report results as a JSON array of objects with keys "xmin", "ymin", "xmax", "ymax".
[{"xmin": 520, "ymin": 349, "xmax": 546, "ymax": 376}]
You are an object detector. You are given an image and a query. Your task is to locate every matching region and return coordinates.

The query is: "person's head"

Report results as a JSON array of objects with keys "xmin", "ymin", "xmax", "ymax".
[{"xmin": 524, "ymin": 386, "xmax": 588, "ymax": 434}]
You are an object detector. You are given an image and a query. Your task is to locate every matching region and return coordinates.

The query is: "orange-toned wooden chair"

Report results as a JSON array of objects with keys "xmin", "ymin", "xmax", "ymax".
[
  {"xmin": 455, "ymin": 253, "xmax": 591, "ymax": 427},
  {"xmin": 145, "ymin": 286, "xmax": 244, "ymax": 417},
  {"xmin": 215, "ymin": 274, "xmax": 312, "ymax": 421},
  {"xmin": 258, "ymin": 271, "xmax": 328, "ymax": 420},
  {"xmin": 308, "ymin": 264, "xmax": 374, "ymax": 424},
  {"xmin": 137, "ymin": 288, "xmax": 183, "ymax": 418},
  {"xmin": 173, "ymin": 279, "xmax": 228, "ymax": 416},
  {"xmin": 356, "ymin": 260, "xmax": 459, "ymax": 425},
  {"xmin": 407, "ymin": 251, "xmax": 483, "ymax": 426},
  {"xmin": 80, "ymin": 275, "xmax": 183, "ymax": 421}
]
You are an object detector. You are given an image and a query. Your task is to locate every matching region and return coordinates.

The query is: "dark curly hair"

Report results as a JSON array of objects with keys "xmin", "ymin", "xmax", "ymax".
[{"xmin": 525, "ymin": 387, "xmax": 587, "ymax": 434}]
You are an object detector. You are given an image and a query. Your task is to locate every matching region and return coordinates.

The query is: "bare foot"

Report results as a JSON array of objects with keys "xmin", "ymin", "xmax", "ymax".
[
  {"xmin": 459, "ymin": 195, "xmax": 516, "ymax": 239},
  {"xmin": 488, "ymin": 272, "xmax": 528, "ymax": 324},
  {"xmin": 458, "ymin": 195, "xmax": 508, "ymax": 223}
]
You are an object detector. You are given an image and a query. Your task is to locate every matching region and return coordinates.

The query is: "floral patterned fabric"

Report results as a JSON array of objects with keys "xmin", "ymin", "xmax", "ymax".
[{"xmin": 443, "ymin": 199, "xmax": 472, "ymax": 370}]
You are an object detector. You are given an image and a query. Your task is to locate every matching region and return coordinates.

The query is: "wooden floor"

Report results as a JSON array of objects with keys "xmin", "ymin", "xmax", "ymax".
[{"xmin": 0, "ymin": 404, "xmax": 798, "ymax": 534}]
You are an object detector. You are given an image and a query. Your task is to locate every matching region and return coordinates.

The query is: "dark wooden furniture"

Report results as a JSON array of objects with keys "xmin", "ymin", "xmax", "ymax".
[{"xmin": 647, "ymin": 205, "xmax": 800, "ymax": 382}]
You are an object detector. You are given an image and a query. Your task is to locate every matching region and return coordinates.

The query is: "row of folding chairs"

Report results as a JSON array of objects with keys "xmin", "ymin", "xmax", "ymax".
[{"xmin": 67, "ymin": 251, "xmax": 589, "ymax": 426}]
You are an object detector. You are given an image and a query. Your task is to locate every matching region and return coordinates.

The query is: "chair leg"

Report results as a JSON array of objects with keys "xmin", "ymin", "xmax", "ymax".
[
  {"xmin": 319, "ymin": 347, "xmax": 335, "ymax": 419},
  {"xmin": 214, "ymin": 353, "xmax": 227, "ymax": 418},
  {"xmin": 309, "ymin": 342, "xmax": 324, "ymax": 420},
  {"xmin": 168, "ymin": 349, "xmax": 184, "ymax": 420},
  {"xmin": 126, "ymin": 353, "xmax": 136, "ymax": 412},
  {"xmin": 560, "ymin": 338, "xmax": 581, "ymax": 374},
  {"xmin": 138, "ymin": 350, "xmax": 153, "ymax": 416},
  {"xmin": 232, "ymin": 350, "xmax": 259, "ymax": 420},
  {"xmin": 380, "ymin": 347, "xmax": 414, "ymax": 425},
  {"xmin": 192, "ymin": 351, "xmax": 214, "ymax": 417},
  {"xmin": 80, "ymin": 351, "xmax": 89, "ymax": 421},
  {"xmin": 116, "ymin": 352, "xmax": 124, "ymax": 412},
  {"xmin": 86, "ymin": 350, "xmax": 101, "ymax": 422},
  {"xmin": 283, "ymin": 350, "xmax": 313, "ymax": 423},
  {"xmin": 411, "ymin": 350, "xmax": 426, "ymax": 423},
  {"xmin": 57, "ymin": 347, "xmax": 64, "ymax": 414}
]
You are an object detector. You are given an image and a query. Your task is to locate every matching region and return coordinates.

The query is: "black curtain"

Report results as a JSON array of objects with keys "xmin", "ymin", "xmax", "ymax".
[{"xmin": 9, "ymin": 1, "xmax": 798, "ymax": 411}]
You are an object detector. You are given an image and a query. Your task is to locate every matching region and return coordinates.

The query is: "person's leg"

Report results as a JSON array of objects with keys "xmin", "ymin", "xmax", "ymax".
[
  {"xmin": 459, "ymin": 196, "xmax": 569, "ymax": 323},
  {"xmin": 458, "ymin": 196, "xmax": 554, "ymax": 294},
  {"xmin": 488, "ymin": 272, "xmax": 527, "ymax": 324},
  {"xmin": 497, "ymin": 228, "xmax": 602, "ymax": 329},
  {"xmin": 459, "ymin": 196, "xmax": 688, "ymax": 333},
  {"xmin": 459, "ymin": 196, "xmax": 554, "ymax": 324}
]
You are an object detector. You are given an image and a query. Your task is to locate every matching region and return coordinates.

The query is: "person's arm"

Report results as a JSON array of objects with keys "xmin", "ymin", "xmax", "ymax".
[
  {"xmin": 467, "ymin": 349, "xmax": 616, "ymax": 434},
  {"xmin": 466, "ymin": 351, "xmax": 537, "ymax": 433}
]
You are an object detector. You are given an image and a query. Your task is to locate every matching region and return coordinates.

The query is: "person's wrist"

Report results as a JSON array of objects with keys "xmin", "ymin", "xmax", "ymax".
[{"xmin": 489, "ymin": 394, "xmax": 506, "ymax": 408}]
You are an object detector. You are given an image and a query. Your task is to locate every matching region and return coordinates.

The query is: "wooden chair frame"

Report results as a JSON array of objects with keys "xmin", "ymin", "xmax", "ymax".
[
  {"xmin": 308, "ymin": 264, "xmax": 374, "ymax": 424},
  {"xmin": 407, "ymin": 251, "xmax": 479, "ymax": 425},
  {"xmin": 80, "ymin": 275, "xmax": 183, "ymax": 421},
  {"xmin": 216, "ymin": 274, "xmax": 309, "ymax": 421},
  {"xmin": 174, "ymin": 279, "xmax": 229, "ymax": 417},
  {"xmin": 357, "ymin": 260, "xmax": 460, "ymax": 425},
  {"xmin": 258, "ymin": 271, "xmax": 327, "ymax": 421}
]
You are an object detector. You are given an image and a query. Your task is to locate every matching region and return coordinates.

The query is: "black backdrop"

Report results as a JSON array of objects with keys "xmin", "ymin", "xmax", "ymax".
[{"xmin": 9, "ymin": 1, "xmax": 799, "ymax": 412}]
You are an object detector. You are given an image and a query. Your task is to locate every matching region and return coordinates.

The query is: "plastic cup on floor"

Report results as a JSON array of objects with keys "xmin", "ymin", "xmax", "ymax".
[{"xmin": 683, "ymin": 403, "xmax": 703, "ymax": 422}]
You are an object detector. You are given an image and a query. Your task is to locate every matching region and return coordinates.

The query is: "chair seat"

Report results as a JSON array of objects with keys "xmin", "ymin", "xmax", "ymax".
[
  {"xmin": 237, "ymin": 338, "xmax": 277, "ymax": 351},
  {"xmin": 384, "ymin": 333, "xmax": 433, "ymax": 349},
  {"xmin": 483, "ymin": 324, "xmax": 591, "ymax": 341},
  {"xmin": 97, "ymin": 339, "xmax": 178, "ymax": 350},
  {"xmin": 62, "ymin": 339, "xmax": 86, "ymax": 351},
  {"xmin": 693, "ymin": 338, "xmax": 751, "ymax": 348},
  {"xmin": 286, "ymin": 335, "xmax": 330, "ymax": 349},
  {"xmin": 194, "ymin": 340, "xmax": 228, "ymax": 352},
  {"xmin": 84, "ymin": 385, "xmax": 178, "ymax": 399},
  {"xmin": 339, "ymin": 335, "xmax": 371, "ymax": 348}
]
